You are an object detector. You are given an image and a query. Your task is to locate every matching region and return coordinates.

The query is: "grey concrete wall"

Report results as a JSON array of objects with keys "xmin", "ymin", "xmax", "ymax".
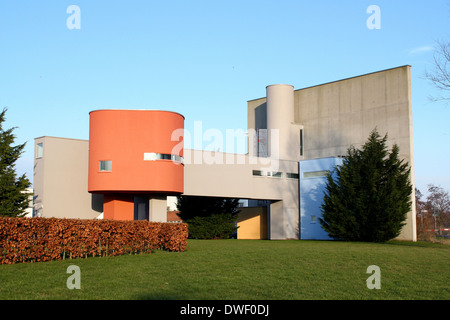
[
  {"xmin": 33, "ymin": 137, "xmax": 103, "ymax": 219},
  {"xmin": 183, "ymin": 150, "xmax": 298, "ymax": 201},
  {"xmin": 182, "ymin": 149, "xmax": 300, "ymax": 240},
  {"xmin": 295, "ymin": 66, "xmax": 414, "ymax": 163}
]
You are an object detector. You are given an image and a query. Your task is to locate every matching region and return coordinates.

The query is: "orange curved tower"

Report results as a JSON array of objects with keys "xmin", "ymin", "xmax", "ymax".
[{"xmin": 88, "ymin": 110, "xmax": 184, "ymax": 221}]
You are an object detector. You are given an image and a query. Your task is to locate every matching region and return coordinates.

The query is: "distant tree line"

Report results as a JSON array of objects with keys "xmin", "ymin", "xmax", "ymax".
[{"xmin": 416, "ymin": 185, "xmax": 450, "ymax": 241}]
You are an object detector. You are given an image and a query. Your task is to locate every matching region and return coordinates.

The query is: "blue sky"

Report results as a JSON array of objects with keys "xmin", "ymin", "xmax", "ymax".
[{"xmin": 0, "ymin": 0, "xmax": 449, "ymax": 194}]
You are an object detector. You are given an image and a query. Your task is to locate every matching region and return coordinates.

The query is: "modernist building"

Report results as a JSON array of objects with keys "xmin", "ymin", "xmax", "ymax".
[{"xmin": 33, "ymin": 65, "xmax": 417, "ymax": 241}]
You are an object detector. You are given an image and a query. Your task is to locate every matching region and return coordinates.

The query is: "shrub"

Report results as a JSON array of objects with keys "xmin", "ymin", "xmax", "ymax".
[
  {"xmin": 176, "ymin": 196, "xmax": 240, "ymax": 239},
  {"xmin": 0, "ymin": 217, "xmax": 188, "ymax": 264},
  {"xmin": 185, "ymin": 213, "xmax": 238, "ymax": 239}
]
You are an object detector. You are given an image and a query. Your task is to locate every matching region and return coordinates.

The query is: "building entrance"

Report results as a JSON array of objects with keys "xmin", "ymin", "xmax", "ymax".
[{"xmin": 134, "ymin": 196, "xmax": 149, "ymax": 221}]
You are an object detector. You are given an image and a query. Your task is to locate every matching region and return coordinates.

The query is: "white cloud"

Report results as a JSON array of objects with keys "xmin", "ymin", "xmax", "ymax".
[{"xmin": 408, "ymin": 45, "xmax": 434, "ymax": 55}]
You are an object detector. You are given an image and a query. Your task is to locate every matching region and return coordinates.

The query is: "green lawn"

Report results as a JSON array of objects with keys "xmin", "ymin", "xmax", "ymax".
[{"xmin": 0, "ymin": 239, "xmax": 448, "ymax": 300}]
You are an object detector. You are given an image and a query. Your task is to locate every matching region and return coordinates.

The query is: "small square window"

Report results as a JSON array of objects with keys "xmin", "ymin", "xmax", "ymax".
[{"xmin": 99, "ymin": 160, "xmax": 112, "ymax": 172}]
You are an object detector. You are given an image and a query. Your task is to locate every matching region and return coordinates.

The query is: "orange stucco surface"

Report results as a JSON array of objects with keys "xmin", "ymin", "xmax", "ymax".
[
  {"xmin": 103, "ymin": 194, "xmax": 134, "ymax": 220},
  {"xmin": 88, "ymin": 110, "xmax": 184, "ymax": 194}
]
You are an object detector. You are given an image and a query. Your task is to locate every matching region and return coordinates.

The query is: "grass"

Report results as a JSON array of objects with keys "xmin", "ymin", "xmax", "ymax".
[{"xmin": 0, "ymin": 239, "xmax": 448, "ymax": 300}]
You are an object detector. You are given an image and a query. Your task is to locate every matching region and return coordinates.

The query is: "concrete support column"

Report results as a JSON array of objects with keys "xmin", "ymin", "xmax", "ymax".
[
  {"xmin": 269, "ymin": 200, "xmax": 285, "ymax": 240},
  {"xmin": 149, "ymin": 196, "xmax": 167, "ymax": 222}
]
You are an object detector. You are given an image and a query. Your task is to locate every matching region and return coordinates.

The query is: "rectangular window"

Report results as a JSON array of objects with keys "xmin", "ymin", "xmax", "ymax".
[
  {"xmin": 252, "ymin": 170, "xmax": 264, "ymax": 176},
  {"xmin": 99, "ymin": 160, "xmax": 112, "ymax": 172},
  {"xmin": 303, "ymin": 170, "xmax": 329, "ymax": 179},
  {"xmin": 144, "ymin": 153, "xmax": 157, "ymax": 161},
  {"xmin": 299, "ymin": 129, "xmax": 304, "ymax": 156},
  {"xmin": 311, "ymin": 215, "xmax": 317, "ymax": 224},
  {"xmin": 270, "ymin": 172, "xmax": 283, "ymax": 178},
  {"xmin": 256, "ymin": 129, "xmax": 268, "ymax": 158},
  {"xmin": 36, "ymin": 143, "xmax": 43, "ymax": 158},
  {"xmin": 144, "ymin": 153, "xmax": 184, "ymax": 163},
  {"xmin": 171, "ymin": 155, "xmax": 183, "ymax": 163},
  {"xmin": 286, "ymin": 173, "xmax": 299, "ymax": 179}
]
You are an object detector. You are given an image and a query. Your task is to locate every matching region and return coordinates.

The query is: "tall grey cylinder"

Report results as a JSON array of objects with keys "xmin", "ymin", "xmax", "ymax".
[{"xmin": 266, "ymin": 84, "xmax": 295, "ymax": 161}]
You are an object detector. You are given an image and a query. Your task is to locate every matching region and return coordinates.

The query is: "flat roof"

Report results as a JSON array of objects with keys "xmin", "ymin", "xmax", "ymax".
[
  {"xmin": 34, "ymin": 136, "xmax": 88, "ymax": 142},
  {"xmin": 247, "ymin": 65, "xmax": 411, "ymax": 102}
]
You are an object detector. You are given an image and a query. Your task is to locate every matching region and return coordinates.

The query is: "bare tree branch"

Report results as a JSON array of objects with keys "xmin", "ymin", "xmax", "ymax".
[{"xmin": 424, "ymin": 40, "xmax": 450, "ymax": 103}]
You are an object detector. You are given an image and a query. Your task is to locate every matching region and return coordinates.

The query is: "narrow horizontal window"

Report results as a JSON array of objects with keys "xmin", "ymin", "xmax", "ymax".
[
  {"xmin": 171, "ymin": 155, "xmax": 183, "ymax": 163},
  {"xmin": 143, "ymin": 153, "xmax": 184, "ymax": 164},
  {"xmin": 253, "ymin": 170, "xmax": 284, "ymax": 178},
  {"xmin": 286, "ymin": 173, "xmax": 299, "ymax": 179},
  {"xmin": 99, "ymin": 160, "xmax": 112, "ymax": 172},
  {"xmin": 270, "ymin": 172, "xmax": 283, "ymax": 178},
  {"xmin": 303, "ymin": 170, "xmax": 329, "ymax": 179},
  {"xmin": 252, "ymin": 170, "xmax": 263, "ymax": 176}
]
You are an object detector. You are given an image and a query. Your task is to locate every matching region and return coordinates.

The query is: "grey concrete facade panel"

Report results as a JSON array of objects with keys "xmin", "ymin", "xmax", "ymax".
[{"xmin": 33, "ymin": 137, "xmax": 102, "ymax": 219}]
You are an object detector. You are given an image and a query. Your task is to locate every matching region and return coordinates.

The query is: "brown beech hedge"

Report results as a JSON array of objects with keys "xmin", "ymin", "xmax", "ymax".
[{"xmin": 0, "ymin": 217, "xmax": 188, "ymax": 264}]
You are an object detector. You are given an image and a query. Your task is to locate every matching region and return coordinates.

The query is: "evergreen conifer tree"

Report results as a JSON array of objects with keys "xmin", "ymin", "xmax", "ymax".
[
  {"xmin": 319, "ymin": 129, "xmax": 412, "ymax": 242},
  {"xmin": 0, "ymin": 108, "xmax": 32, "ymax": 217}
]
